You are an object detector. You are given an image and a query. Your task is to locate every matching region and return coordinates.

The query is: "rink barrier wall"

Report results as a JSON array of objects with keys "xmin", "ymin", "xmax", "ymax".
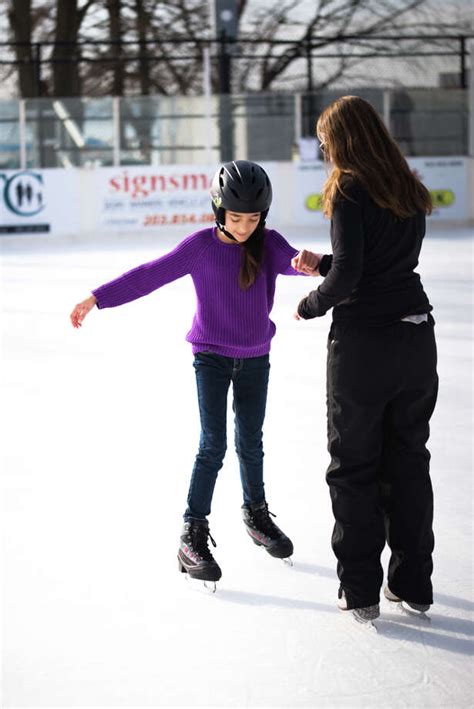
[{"xmin": 0, "ymin": 158, "xmax": 473, "ymax": 236}]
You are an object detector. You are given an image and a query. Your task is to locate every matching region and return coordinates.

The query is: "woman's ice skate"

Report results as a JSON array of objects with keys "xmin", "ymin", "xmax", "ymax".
[
  {"xmin": 384, "ymin": 586, "xmax": 431, "ymax": 620},
  {"xmin": 337, "ymin": 590, "xmax": 380, "ymax": 630}
]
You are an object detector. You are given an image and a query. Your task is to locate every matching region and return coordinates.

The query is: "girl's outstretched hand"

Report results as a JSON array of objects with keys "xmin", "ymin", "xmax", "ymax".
[
  {"xmin": 291, "ymin": 250, "xmax": 322, "ymax": 276},
  {"xmin": 70, "ymin": 295, "xmax": 97, "ymax": 328}
]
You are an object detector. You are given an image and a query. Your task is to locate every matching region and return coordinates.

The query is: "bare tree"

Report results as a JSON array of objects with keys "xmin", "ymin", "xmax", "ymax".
[
  {"xmin": 125, "ymin": 0, "xmax": 471, "ymax": 94},
  {"xmin": 236, "ymin": 0, "xmax": 439, "ymax": 91},
  {"xmin": 2, "ymin": 0, "xmax": 472, "ymax": 98},
  {"xmin": 4, "ymin": 0, "xmax": 98, "ymax": 97},
  {"xmin": 134, "ymin": 0, "xmax": 151, "ymax": 95},
  {"xmin": 106, "ymin": 0, "xmax": 125, "ymax": 95},
  {"xmin": 7, "ymin": 0, "xmax": 37, "ymax": 96},
  {"xmin": 52, "ymin": 0, "xmax": 97, "ymax": 96}
]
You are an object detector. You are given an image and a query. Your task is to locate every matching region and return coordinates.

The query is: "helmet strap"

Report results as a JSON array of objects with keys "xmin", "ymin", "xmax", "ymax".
[{"xmin": 215, "ymin": 220, "xmax": 238, "ymax": 241}]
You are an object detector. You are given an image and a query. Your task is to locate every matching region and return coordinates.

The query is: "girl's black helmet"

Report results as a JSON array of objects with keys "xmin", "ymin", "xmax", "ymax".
[{"xmin": 210, "ymin": 160, "xmax": 273, "ymax": 224}]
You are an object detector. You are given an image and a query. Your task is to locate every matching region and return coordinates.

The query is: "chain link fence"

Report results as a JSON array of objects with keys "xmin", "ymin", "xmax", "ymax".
[{"xmin": 0, "ymin": 86, "xmax": 469, "ymax": 170}]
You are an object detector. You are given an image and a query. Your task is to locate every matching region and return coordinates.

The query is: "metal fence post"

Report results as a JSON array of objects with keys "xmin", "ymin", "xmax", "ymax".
[
  {"xmin": 383, "ymin": 89, "xmax": 391, "ymax": 130},
  {"xmin": 218, "ymin": 30, "xmax": 233, "ymax": 161},
  {"xmin": 294, "ymin": 93, "xmax": 302, "ymax": 146},
  {"xmin": 469, "ymin": 39, "xmax": 474, "ymax": 156},
  {"xmin": 34, "ymin": 43, "xmax": 42, "ymax": 97},
  {"xmin": 113, "ymin": 96, "xmax": 120, "ymax": 166},
  {"xmin": 203, "ymin": 45, "xmax": 213, "ymax": 164},
  {"xmin": 460, "ymin": 36, "xmax": 467, "ymax": 89},
  {"xmin": 19, "ymin": 99, "xmax": 26, "ymax": 169},
  {"xmin": 306, "ymin": 38, "xmax": 313, "ymax": 93}
]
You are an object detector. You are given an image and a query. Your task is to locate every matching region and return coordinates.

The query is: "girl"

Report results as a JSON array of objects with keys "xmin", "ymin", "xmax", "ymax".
[
  {"xmin": 293, "ymin": 96, "xmax": 438, "ymax": 624},
  {"xmin": 71, "ymin": 160, "xmax": 318, "ymax": 586}
]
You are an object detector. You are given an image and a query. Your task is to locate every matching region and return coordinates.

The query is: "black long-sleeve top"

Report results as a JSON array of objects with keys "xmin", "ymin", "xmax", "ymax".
[{"xmin": 297, "ymin": 180, "xmax": 432, "ymax": 326}]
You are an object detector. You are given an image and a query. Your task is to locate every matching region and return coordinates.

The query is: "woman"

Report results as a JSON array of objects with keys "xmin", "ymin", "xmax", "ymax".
[
  {"xmin": 71, "ymin": 160, "xmax": 318, "ymax": 589},
  {"xmin": 293, "ymin": 96, "xmax": 438, "ymax": 624}
]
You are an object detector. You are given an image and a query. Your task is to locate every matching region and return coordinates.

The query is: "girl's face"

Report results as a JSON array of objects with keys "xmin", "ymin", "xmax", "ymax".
[{"xmin": 223, "ymin": 211, "xmax": 260, "ymax": 243}]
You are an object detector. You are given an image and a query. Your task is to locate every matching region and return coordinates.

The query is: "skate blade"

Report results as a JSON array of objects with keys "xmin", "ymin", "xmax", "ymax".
[
  {"xmin": 184, "ymin": 574, "xmax": 217, "ymax": 594},
  {"xmin": 339, "ymin": 607, "xmax": 379, "ymax": 631},
  {"xmin": 388, "ymin": 599, "xmax": 431, "ymax": 621},
  {"xmin": 351, "ymin": 614, "xmax": 378, "ymax": 632},
  {"xmin": 399, "ymin": 601, "xmax": 431, "ymax": 621},
  {"xmin": 283, "ymin": 557, "xmax": 293, "ymax": 567}
]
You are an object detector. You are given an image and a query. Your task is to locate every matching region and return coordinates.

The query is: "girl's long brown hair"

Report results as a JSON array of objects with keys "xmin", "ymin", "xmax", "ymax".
[
  {"xmin": 317, "ymin": 95, "xmax": 432, "ymax": 219},
  {"xmin": 239, "ymin": 224, "xmax": 265, "ymax": 289}
]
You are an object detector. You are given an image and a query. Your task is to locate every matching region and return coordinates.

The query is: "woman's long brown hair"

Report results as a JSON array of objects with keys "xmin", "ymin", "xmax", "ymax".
[{"xmin": 317, "ymin": 95, "xmax": 432, "ymax": 219}]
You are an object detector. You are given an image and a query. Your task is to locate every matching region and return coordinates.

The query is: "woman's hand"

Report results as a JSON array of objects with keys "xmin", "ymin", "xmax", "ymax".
[
  {"xmin": 70, "ymin": 295, "xmax": 97, "ymax": 328},
  {"xmin": 291, "ymin": 250, "xmax": 322, "ymax": 276}
]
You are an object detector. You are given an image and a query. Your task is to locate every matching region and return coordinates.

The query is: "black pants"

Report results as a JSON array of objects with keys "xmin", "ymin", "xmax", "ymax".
[{"xmin": 326, "ymin": 316, "xmax": 438, "ymax": 610}]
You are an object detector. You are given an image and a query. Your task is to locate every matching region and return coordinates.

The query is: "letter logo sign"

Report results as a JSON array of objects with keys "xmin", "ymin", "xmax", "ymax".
[{"xmin": 0, "ymin": 170, "xmax": 50, "ymax": 233}]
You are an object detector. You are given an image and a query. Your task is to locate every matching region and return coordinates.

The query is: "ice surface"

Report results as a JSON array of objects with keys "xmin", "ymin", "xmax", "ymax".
[{"xmin": 1, "ymin": 223, "xmax": 473, "ymax": 707}]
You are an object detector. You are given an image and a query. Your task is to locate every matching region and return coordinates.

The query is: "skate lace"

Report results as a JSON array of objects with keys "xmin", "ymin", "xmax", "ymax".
[
  {"xmin": 252, "ymin": 505, "xmax": 280, "ymax": 540},
  {"xmin": 192, "ymin": 526, "xmax": 217, "ymax": 562}
]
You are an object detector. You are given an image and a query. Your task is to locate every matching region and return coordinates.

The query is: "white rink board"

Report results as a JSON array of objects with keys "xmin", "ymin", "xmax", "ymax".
[{"xmin": 1, "ymin": 158, "xmax": 472, "ymax": 236}]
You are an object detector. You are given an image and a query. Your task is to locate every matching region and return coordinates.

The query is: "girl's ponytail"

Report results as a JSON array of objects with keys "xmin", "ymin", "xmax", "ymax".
[{"xmin": 239, "ymin": 224, "xmax": 265, "ymax": 289}]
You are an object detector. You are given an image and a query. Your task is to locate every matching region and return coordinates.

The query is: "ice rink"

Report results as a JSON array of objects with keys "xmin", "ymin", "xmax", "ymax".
[{"xmin": 1, "ymin": 222, "xmax": 473, "ymax": 708}]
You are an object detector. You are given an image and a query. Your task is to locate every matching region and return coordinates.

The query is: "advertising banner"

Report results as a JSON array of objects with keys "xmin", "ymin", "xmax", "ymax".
[
  {"xmin": 295, "ymin": 157, "xmax": 470, "ymax": 226},
  {"xmin": 408, "ymin": 157, "xmax": 468, "ymax": 220},
  {"xmin": 294, "ymin": 162, "xmax": 327, "ymax": 227},
  {"xmin": 1, "ymin": 159, "xmax": 469, "ymax": 238},
  {"xmin": 0, "ymin": 168, "xmax": 79, "ymax": 234},
  {"xmin": 95, "ymin": 165, "xmax": 217, "ymax": 231}
]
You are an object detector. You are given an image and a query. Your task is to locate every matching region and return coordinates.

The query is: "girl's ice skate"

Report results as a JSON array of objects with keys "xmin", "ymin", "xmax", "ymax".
[
  {"xmin": 178, "ymin": 518, "xmax": 221, "ymax": 592},
  {"xmin": 384, "ymin": 586, "xmax": 431, "ymax": 619},
  {"xmin": 242, "ymin": 501, "xmax": 294, "ymax": 563}
]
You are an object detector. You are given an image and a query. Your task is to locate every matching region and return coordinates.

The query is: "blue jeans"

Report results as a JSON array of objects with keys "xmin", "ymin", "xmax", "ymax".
[{"xmin": 185, "ymin": 352, "xmax": 270, "ymax": 520}]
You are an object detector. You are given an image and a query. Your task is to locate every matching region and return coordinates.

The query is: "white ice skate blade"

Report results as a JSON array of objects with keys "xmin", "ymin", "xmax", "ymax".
[
  {"xmin": 339, "ymin": 606, "xmax": 379, "ymax": 632},
  {"xmin": 386, "ymin": 598, "xmax": 430, "ymax": 621},
  {"xmin": 398, "ymin": 601, "xmax": 431, "ymax": 621},
  {"xmin": 184, "ymin": 574, "xmax": 217, "ymax": 594},
  {"xmin": 351, "ymin": 614, "xmax": 378, "ymax": 632},
  {"xmin": 283, "ymin": 557, "xmax": 293, "ymax": 567}
]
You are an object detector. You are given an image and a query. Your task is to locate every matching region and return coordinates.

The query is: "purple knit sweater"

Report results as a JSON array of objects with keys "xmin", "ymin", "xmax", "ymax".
[{"xmin": 92, "ymin": 227, "xmax": 302, "ymax": 358}]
